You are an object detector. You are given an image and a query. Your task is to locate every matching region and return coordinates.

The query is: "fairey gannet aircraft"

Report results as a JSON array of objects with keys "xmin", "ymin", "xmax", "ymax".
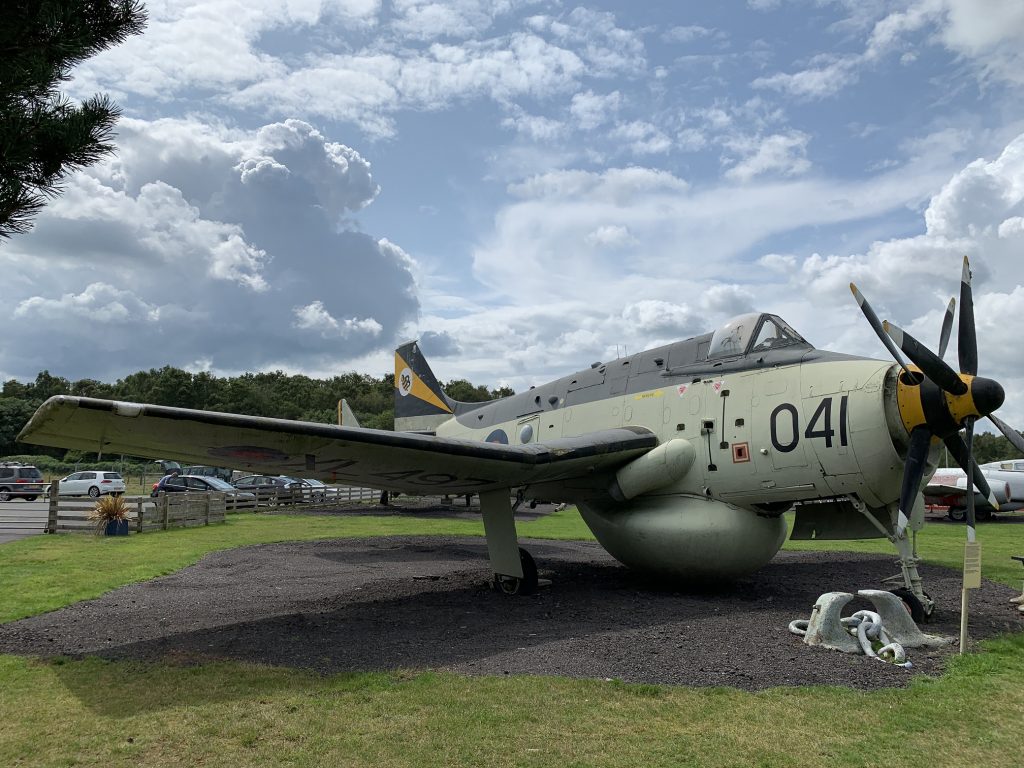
[{"xmin": 19, "ymin": 258, "xmax": 1023, "ymax": 620}]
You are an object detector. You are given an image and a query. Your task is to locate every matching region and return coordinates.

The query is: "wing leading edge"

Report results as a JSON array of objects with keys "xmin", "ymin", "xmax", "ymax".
[{"xmin": 19, "ymin": 396, "xmax": 658, "ymax": 496}]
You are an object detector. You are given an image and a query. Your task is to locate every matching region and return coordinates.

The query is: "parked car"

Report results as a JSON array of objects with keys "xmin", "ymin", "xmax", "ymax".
[
  {"xmin": 232, "ymin": 474, "xmax": 292, "ymax": 492},
  {"xmin": 151, "ymin": 474, "xmax": 256, "ymax": 504},
  {"xmin": 294, "ymin": 478, "xmax": 328, "ymax": 503},
  {"xmin": 59, "ymin": 471, "xmax": 126, "ymax": 498},
  {"xmin": 182, "ymin": 465, "xmax": 234, "ymax": 482},
  {"xmin": 233, "ymin": 474, "xmax": 327, "ymax": 502},
  {"xmin": 0, "ymin": 462, "xmax": 46, "ymax": 502}
]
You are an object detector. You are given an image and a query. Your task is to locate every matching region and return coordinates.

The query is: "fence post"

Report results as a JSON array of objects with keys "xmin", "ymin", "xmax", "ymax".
[
  {"xmin": 46, "ymin": 480, "xmax": 59, "ymax": 533},
  {"xmin": 136, "ymin": 499, "xmax": 144, "ymax": 533},
  {"xmin": 205, "ymin": 494, "xmax": 211, "ymax": 526},
  {"xmin": 160, "ymin": 493, "xmax": 169, "ymax": 530}
]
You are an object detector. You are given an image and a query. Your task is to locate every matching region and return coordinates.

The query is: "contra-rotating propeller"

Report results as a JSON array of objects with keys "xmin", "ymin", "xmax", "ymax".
[{"xmin": 851, "ymin": 256, "xmax": 1023, "ymax": 541}]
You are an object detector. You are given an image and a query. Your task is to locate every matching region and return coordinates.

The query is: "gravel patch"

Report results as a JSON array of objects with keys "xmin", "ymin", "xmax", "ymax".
[{"xmin": 1, "ymin": 533, "xmax": 1022, "ymax": 690}]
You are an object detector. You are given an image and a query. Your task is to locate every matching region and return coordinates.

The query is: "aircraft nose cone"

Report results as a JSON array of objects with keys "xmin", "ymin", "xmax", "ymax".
[{"xmin": 971, "ymin": 376, "xmax": 1004, "ymax": 416}]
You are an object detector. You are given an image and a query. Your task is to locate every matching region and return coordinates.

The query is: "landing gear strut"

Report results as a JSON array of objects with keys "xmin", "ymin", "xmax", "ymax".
[
  {"xmin": 494, "ymin": 548, "xmax": 538, "ymax": 595},
  {"xmin": 848, "ymin": 495, "xmax": 936, "ymax": 620}
]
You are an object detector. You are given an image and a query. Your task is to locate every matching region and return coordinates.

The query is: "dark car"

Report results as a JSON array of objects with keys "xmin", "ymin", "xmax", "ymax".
[
  {"xmin": 232, "ymin": 474, "xmax": 292, "ymax": 492},
  {"xmin": 151, "ymin": 474, "xmax": 256, "ymax": 504},
  {"xmin": 0, "ymin": 463, "xmax": 47, "ymax": 502},
  {"xmin": 233, "ymin": 474, "xmax": 327, "ymax": 502}
]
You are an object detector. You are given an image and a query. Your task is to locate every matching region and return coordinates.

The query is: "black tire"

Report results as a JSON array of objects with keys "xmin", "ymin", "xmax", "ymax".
[
  {"xmin": 976, "ymin": 508, "xmax": 992, "ymax": 522},
  {"xmin": 890, "ymin": 587, "xmax": 927, "ymax": 624},
  {"xmin": 88, "ymin": 486, "xmax": 101, "ymax": 498},
  {"xmin": 493, "ymin": 548, "xmax": 538, "ymax": 596},
  {"xmin": 0, "ymin": 488, "xmax": 11, "ymax": 502},
  {"xmin": 24, "ymin": 495, "xmax": 37, "ymax": 502},
  {"xmin": 948, "ymin": 506, "xmax": 966, "ymax": 522}
]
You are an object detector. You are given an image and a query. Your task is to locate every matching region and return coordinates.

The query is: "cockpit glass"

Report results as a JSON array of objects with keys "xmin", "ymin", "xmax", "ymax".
[
  {"xmin": 706, "ymin": 312, "xmax": 760, "ymax": 359},
  {"xmin": 749, "ymin": 315, "xmax": 807, "ymax": 353},
  {"xmin": 707, "ymin": 313, "xmax": 809, "ymax": 360}
]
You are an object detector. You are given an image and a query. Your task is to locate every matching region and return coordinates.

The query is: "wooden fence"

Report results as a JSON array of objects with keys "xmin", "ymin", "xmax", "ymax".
[{"xmin": 38, "ymin": 481, "xmax": 380, "ymax": 535}]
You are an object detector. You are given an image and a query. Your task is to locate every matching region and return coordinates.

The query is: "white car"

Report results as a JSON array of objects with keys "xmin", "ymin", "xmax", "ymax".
[{"xmin": 59, "ymin": 471, "xmax": 126, "ymax": 498}]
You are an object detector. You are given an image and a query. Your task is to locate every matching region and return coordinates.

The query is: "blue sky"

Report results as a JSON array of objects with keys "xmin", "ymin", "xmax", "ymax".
[{"xmin": 3, "ymin": 0, "xmax": 1024, "ymax": 424}]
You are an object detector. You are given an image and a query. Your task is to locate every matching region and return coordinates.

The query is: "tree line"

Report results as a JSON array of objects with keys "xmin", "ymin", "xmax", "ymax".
[{"xmin": 0, "ymin": 367, "xmax": 514, "ymax": 459}]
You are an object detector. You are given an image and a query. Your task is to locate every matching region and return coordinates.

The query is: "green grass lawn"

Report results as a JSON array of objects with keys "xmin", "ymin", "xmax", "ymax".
[{"xmin": 1, "ymin": 509, "xmax": 1023, "ymax": 768}]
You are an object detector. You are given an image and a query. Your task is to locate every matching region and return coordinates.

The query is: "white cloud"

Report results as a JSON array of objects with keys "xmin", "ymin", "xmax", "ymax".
[
  {"xmin": 662, "ymin": 25, "xmax": 716, "ymax": 44},
  {"xmin": 936, "ymin": 0, "xmax": 1024, "ymax": 85},
  {"xmin": 584, "ymin": 224, "xmax": 636, "ymax": 248},
  {"xmin": 752, "ymin": 58, "xmax": 859, "ymax": 99},
  {"xmin": 502, "ymin": 108, "xmax": 568, "ymax": 140},
  {"xmin": 14, "ymin": 283, "xmax": 158, "ymax": 325},
  {"xmin": 609, "ymin": 121, "xmax": 672, "ymax": 155},
  {"xmin": 723, "ymin": 132, "xmax": 812, "ymax": 182},
  {"xmin": 570, "ymin": 89, "xmax": 622, "ymax": 130},
  {"xmin": 293, "ymin": 301, "xmax": 383, "ymax": 337},
  {"xmin": 0, "ymin": 117, "xmax": 418, "ymax": 379}
]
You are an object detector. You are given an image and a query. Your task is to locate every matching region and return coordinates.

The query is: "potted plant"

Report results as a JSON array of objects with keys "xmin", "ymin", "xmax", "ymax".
[{"xmin": 89, "ymin": 494, "xmax": 131, "ymax": 536}]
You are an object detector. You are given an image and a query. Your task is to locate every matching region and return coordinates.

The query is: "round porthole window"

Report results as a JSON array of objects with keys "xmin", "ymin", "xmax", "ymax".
[{"xmin": 519, "ymin": 423, "xmax": 534, "ymax": 444}]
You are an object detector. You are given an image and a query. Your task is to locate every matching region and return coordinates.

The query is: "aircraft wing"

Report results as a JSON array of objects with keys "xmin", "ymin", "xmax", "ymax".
[
  {"xmin": 922, "ymin": 482, "xmax": 967, "ymax": 498},
  {"xmin": 19, "ymin": 396, "xmax": 658, "ymax": 496}
]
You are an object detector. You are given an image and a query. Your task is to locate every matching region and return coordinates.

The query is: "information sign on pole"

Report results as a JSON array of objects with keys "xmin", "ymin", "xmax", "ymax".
[{"xmin": 963, "ymin": 541, "xmax": 982, "ymax": 590}]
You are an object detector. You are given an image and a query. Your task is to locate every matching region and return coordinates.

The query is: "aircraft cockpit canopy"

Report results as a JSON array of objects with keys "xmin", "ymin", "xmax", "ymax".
[{"xmin": 706, "ymin": 312, "xmax": 810, "ymax": 360}]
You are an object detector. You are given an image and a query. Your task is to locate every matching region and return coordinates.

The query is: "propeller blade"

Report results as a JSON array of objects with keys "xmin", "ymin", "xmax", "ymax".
[
  {"xmin": 964, "ymin": 418, "xmax": 977, "ymax": 542},
  {"xmin": 943, "ymin": 432, "xmax": 999, "ymax": 512},
  {"xmin": 988, "ymin": 413, "xmax": 1024, "ymax": 455},
  {"xmin": 897, "ymin": 427, "xmax": 932, "ymax": 537},
  {"xmin": 959, "ymin": 256, "xmax": 978, "ymax": 376},
  {"xmin": 884, "ymin": 320, "xmax": 968, "ymax": 395},
  {"xmin": 938, "ymin": 297, "xmax": 955, "ymax": 359},
  {"xmin": 849, "ymin": 284, "xmax": 911, "ymax": 374}
]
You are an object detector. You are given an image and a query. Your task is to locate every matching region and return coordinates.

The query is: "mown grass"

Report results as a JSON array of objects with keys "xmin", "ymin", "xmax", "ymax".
[
  {"xmin": 1, "ymin": 509, "xmax": 1023, "ymax": 767},
  {"xmin": 1, "ymin": 635, "xmax": 1022, "ymax": 768}
]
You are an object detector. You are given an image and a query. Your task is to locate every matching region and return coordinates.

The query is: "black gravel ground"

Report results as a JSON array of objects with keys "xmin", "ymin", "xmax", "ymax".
[{"xmin": 2, "ymin": 522, "xmax": 1022, "ymax": 690}]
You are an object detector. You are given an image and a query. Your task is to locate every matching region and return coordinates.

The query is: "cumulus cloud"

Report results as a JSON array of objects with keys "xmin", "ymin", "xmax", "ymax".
[
  {"xmin": 293, "ymin": 301, "xmax": 383, "ymax": 337},
  {"xmin": 0, "ymin": 117, "xmax": 418, "ymax": 380}
]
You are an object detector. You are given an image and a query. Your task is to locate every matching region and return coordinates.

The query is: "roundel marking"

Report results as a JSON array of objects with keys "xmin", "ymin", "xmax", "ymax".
[
  {"xmin": 398, "ymin": 367, "xmax": 413, "ymax": 397},
  {"xmin": 485, "ymin": 429, "xmax": 509, "ymax": 444}
]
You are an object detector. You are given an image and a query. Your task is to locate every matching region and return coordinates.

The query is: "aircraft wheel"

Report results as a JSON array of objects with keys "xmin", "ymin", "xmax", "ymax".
[
  {"xmin": 976, "ymin": 508, "xmax": 992, "ymax": 522},
  {"xmin": 493, "ymin": 548, "xmax": 538, "ymax": 596},
  {"xmin": 947, "ymin": 506, "xmax": 966, "ymax": 522},
  {"xmin": 890, "ymin": 587, "xmax": 927, "ymax": 624}
]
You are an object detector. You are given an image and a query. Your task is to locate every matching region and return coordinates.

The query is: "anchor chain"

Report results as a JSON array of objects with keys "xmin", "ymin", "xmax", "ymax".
[{"xmin": 790, "ymin": 610, "xmax": 910, "ymax": 667}]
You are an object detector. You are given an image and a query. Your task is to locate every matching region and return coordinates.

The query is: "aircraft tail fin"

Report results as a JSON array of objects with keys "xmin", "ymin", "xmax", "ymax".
[
  {"xmin": 337, "ymin": 398, "xmax": 360, "ymax": 428},
  {"xmin": 394, "ymin": 340, "xmax": 456, "ymax": 433}
]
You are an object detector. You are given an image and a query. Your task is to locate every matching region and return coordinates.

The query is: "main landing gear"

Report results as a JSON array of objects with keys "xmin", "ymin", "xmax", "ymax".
[
  {"xmin": 493, "ymin": 547, "xmax": 538, "ymax": 595},
  {"xmin": 480, "ymin": 488, "xmax": 540, "ymax": 597}
]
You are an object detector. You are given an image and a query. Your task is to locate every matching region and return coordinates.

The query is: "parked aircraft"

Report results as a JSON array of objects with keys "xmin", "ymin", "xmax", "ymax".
[
  {"xmin": 18, "ymin": 257, "xmax": 1023, "ymax": 621},
  {"xmin": 926, "ymin": 460, "xmax": 1024, "ymax": 521}
]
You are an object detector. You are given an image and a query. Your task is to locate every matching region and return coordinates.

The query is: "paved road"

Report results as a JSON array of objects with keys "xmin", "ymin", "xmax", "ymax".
[{"xmin": 0, "ymin": 500, "xmax": 49, "ymax": 544}]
